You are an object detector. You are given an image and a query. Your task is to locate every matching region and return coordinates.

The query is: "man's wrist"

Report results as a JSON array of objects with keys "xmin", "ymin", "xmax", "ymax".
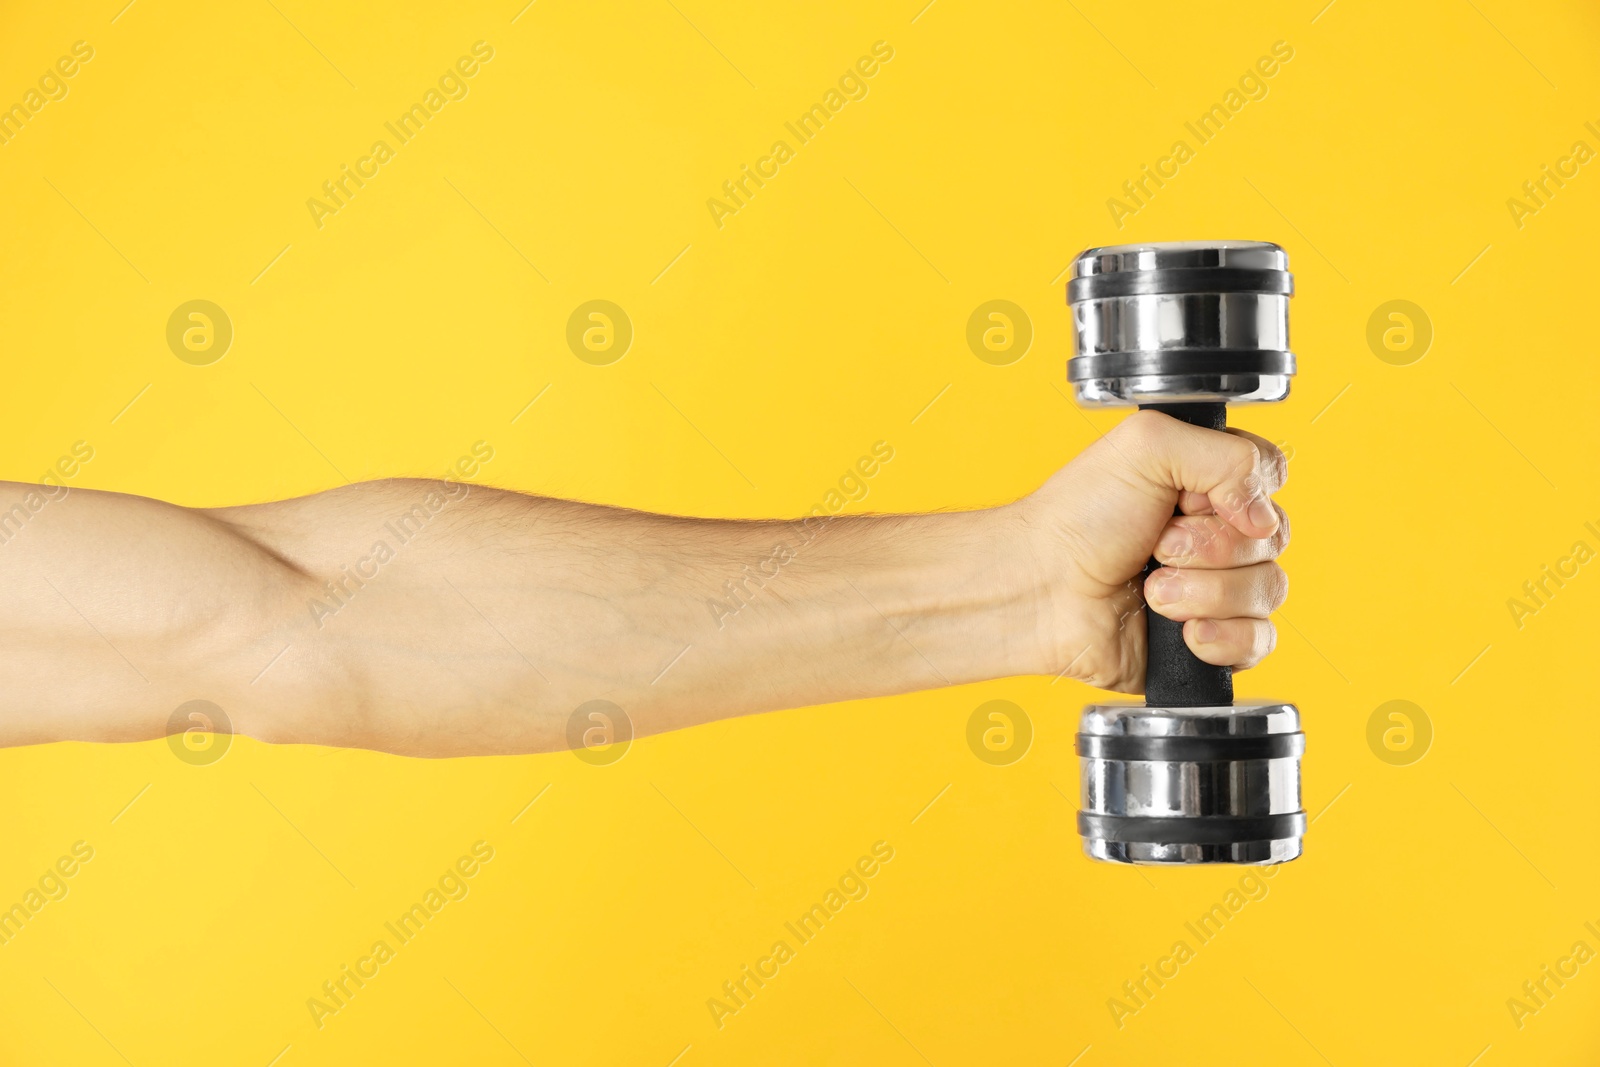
[{"xmin": 846, "ymin": 504, "xmax": 1052, "ymax": 686}]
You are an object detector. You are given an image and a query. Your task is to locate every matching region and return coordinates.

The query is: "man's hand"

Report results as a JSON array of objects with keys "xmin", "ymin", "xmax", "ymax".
[{"xmin": 1012, "ymin": 410, "xmax": 1289, "ymax": 694}]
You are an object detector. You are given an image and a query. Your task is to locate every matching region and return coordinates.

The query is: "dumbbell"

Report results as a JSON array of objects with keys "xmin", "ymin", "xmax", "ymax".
[{"xmin": 1065, "ymin": 240, "xmax": 1305, "ymax": 865}]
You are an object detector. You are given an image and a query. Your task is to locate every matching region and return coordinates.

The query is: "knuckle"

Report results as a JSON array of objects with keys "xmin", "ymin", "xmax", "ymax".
[
  {"xmin": 1269, "ymin": 444, "xmax": 1289, "ymax": 488},
  {"xmin": 1190, "ymin": 517, "xmax": 1230, "ymax": 564},
  {"xmin": 1117, "ymin": 409, "xmax": 1167, "ymax": 448},
  {"xmin": 1216, "ymin": 485, "xmax": 1249, "ymax": 515},
  {"xmin": 1273, "ymin": 506, "xmax": 1291, "ymax": 554},
  {"xmin": 1216, "ymin": 443, "xmax": 1262, "ymax": 512},
  {"xmin": 1225, "ymin": 621, "xmax": 1255, "ymax": 667},
  {"xmin": 1237, "ymin": 625, "xmax": 1267, "ymax": 669},
  {"xmin": 1240, "ymin": 568, "xmax": 1274, "ymax": 613},
  {"xmin": 1265, "ymin": 564, "xmax": 1289, "ymax": 607},
  {"xmin": 1233, "ymin": 437, "xmax": 1264, "ymax": 483},
  {"xmin": 1250, "ymin": 436, "xmax": 1287, "ymax": 489},
  {"xmin": 1208, "ymin": 570, "xmax": 1238, "ymax": 610}
]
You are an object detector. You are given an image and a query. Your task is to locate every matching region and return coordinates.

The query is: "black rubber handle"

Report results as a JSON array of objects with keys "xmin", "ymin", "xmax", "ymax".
[{"xmin": 1139, "ymin": 402, "xmax": 1234, "ymax": 708}]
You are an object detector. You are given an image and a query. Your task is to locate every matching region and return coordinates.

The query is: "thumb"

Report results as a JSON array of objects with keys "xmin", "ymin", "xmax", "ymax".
[{"xmin": 1116, "ymin": 410, "xmax": 1283, "ymax": 539}]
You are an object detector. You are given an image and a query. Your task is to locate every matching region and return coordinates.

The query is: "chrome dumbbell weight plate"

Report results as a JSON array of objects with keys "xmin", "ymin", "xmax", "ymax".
[
  {"xmin": 1077, "ymin": 702, "xmax": 1305, "ymax": 865},
  {"xmin": 1067, "ymin": 240, "xmax": 1295, "ymax": 406}
]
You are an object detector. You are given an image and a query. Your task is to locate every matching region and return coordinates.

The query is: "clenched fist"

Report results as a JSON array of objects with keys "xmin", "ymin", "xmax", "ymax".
[{"xmin": 1010, "ymin": 409, "xmax": 1290, "ymax": 694}]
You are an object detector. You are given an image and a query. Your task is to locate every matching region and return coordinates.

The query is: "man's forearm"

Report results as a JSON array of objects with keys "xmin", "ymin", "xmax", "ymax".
[{"xmin": 1, "ymin": 479, "xmax": 1046, "ymax": 756}]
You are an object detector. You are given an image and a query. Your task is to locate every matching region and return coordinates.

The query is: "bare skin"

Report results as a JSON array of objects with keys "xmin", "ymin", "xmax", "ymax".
[{"xmin": 0, "ymin": 411, "xmax": 1287, "ymax": 757}]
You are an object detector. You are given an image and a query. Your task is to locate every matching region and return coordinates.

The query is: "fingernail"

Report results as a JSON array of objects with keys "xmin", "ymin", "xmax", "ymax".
[
  {"xmin": 1193, "ymin": 619, "xmax": 1218, "ymax": 643},
  {"xmin": 1149, "ymin": 572, "xmax": 1183, "ymax": 605},
  {"xmin": 1248, "ymin": 496, "xmax": 1276, "ymax": 531},
  {"xmin": 1157, "ymin": 527, "xmax": 1192, "ymax": 560}
]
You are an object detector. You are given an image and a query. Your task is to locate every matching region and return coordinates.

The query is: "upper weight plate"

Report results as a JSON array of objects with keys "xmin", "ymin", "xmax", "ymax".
[{"xmin": 1066, "ymin": 240, "xmax": 1296, "ymax": 407}]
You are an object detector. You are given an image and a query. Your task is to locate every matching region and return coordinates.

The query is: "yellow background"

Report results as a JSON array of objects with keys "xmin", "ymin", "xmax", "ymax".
[{"xmin": 2, "ymin": 0, "xmax": 1598, "ymax": 1063}]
